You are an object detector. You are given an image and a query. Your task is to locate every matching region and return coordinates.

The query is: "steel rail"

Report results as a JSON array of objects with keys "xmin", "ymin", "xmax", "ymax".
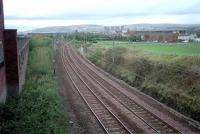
[
  {"xmin": 63, "ymin": 46, "xmax": 133, "ymax": 134},
  {"xmin": 61, "ymin": 45, "xmax": 132, "ymax": 134},
  {"xmin": 61, "ymin": 47, "xmax": 109, "ymax": 134}
]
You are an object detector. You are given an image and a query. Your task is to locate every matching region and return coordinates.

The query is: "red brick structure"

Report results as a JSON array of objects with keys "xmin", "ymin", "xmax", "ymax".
[
  {"xmin": 0, "ymin": 0, "xmax": 6, "ymax": 102},
  {"xmin": 0, "ymin": 0, "xmax": 29, "ymax": 102},
  {"xmin": 3, "ymin": 30, "xmax": 29, "ymax": 101},
  {"xmin": 4, "ymin": 30, "xmax": 20, "ymax": 99},
  {"xmin": 143, "ymin": 31, "xmax": 178, "ymax": 42}
]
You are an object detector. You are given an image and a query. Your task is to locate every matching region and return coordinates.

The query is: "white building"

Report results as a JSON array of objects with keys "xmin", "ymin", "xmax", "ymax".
[
  {"xmin": 178, "ymin": 34, "xmax": 197, "ymax": 42},
  {"xmin": 194, "ymin": 38, "xmax": 200, "ymax": 42}
]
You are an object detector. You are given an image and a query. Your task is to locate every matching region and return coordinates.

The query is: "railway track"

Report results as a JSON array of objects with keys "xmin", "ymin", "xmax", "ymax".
[
  {"xmin": 64, "ymin": 44, "xmax": 186, "ymax": 134},
  {"xmin": 61, "ymin": 46, "xmax": 133, "ymax": 134}
]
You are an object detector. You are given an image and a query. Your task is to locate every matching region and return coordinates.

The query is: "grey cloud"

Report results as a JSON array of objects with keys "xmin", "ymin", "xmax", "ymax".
[{"xmin": 5, "ymin": 2, "xmax": 200, "ymax": 21}]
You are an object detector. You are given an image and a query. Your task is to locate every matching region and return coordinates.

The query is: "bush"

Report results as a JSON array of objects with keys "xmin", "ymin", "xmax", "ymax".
[{"xmin": 86, "ymin": 49, "xmax": 103, "ymax": 65}]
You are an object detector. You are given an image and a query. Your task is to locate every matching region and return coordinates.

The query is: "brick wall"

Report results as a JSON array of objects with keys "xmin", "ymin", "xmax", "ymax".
[
  {"xmin": 3, "ymin": 30, "xmax": 29, "ymax": 100},
  {"xmin": 0, "ymin": 0, "xmax": 6, "ymax": 103},
  {"xmin": 144, "ymin": 32, "xmax": 178, "ymax": 42},
  {"xmin": 0, "ymin": 0, "xmax": 4, "ymax": 40},
  {"xmin": 4, "ymin": 30, "xmax": 19, "ymax": 100}
]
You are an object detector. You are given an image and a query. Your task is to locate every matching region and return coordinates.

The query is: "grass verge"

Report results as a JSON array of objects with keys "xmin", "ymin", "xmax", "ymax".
[{"xmin": 0, "ymin": 35, "xmax": 70, "ymax": 134}]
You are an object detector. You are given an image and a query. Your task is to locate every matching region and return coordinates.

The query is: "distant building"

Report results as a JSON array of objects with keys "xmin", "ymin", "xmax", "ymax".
[
  {"xmin": 178, "ymin": 34, "xmax": 197, "ymax": 42},
  {"xmin": 121, "ymin": 30, "xmax": 179, "ymax": 42},
  {"xmin": 120, "ymin": 26, "xmax": 124, "ymax": 31},
  {"xmin": 194, "ymin": 38, "xmax": 200, "ymax": 42},
  {"xmin": 141, "ymin": 31, "xmax": 178, "ymax": 42},
  {"xmin": 104, "ymin": 26, "xmax": 109, "ymax": 35},
  {"xmin": 104, "ymin": 26, "xmax": 124, "ymax": 36},
  {"xmin": 122, "ymin": 30, "xmax": 133, "ymax": 38}
]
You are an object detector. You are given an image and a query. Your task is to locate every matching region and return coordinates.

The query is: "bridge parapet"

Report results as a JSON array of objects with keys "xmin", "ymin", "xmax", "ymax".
[{"xmin": 3, "ymin": 30, "xmax": 29, "ymax": 100}]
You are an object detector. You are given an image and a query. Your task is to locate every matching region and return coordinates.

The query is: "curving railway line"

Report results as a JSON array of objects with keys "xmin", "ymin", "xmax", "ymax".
[
  {"xmin": 61, "ymin": 46, "xmax": 133, "ymax": 133},
  {"xmin": 59, "ymin": 43, "xmax": 196, "ymax": 133}
]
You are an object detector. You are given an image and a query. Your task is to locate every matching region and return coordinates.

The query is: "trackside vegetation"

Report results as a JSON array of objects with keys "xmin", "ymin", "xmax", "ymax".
[
  {"xmin": 0, "ymin": 36, "xmax": 69, "ymax": 134},
  {"xmin": 83, "ymin": 41, "xmax": 200, "ymax": 122}
]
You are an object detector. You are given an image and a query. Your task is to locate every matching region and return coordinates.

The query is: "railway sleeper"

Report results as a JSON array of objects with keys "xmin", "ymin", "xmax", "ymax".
[
  {"xmin": 84, "ymin": 96, "xmax": 95, "ymax": 99},
  {"xmin": 133, "ymin": 110, "xmax": 147, "ymax": 114},
  {"xmin": 146, "ymin": 121, "xmax": 164, "ymax": 127},
  {"xmin": 138, "ymin": 112, "xmax": 151, "ymax": 116},
  {"xmin": 104, "ymin": 123, "xmax": 122, "ymax": 128},
  {"xmin": 89, "ymin": 101, "xmax": 102, "ymax": 105},
  {"xmin": 136, "ymin": 114, "xmax": 153, "ymax": 118},
  {"xmin": 102, "ymin": 117, "xmax": 116, "ymax": 122},
  {"xmin": 145, "ymin": 117, "xmax": 163, "ymax": 123},
  {"xmin": 87, "ymin": 101, "xmax": 99, "ymax": 104},
  {"xmin": 97, "ymin": 111, "xmax": 110, "ymax": 116},
  {"xmin": 102, "ymin": 120, "xmax": 117, "ymax": 124},
  {"xmin": 131, "ymin": 107, "xmax": 144, "ymax": 110},
  {"xmin": 100, "ymin": 115, "xmax": 113, "ymax": 120},
  {"xmin": 107, "ymin": 128, "xmax": 127, "ymax": 133},
  {"xmin": 152, "ymin": 126, "xmax": 173, "ymax": 133},
  {"xmin": 156, "ymin": 127, "xmax": 175, "ymax": 133}
]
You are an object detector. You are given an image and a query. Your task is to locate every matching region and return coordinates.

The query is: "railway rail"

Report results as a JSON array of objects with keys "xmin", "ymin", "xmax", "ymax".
[
  {"xmin": 61, "ymin": 46, "xmax": 133, "ymax": 133},
  {"xmin": 59, "ymin": 42, "xmax": 195, "ymax": 133}
]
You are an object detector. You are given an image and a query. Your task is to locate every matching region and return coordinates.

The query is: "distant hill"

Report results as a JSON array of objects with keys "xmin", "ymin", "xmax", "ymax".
[
  {"xmin": 27, "ymin": 24, "xmax": 200, "ymax": 33},
  {"xmin": 29, "ymin": 24, "xmax": 105, "ymax": 33}
]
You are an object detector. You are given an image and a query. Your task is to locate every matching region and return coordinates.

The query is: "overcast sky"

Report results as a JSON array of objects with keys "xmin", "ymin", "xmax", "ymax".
[{"xmin": 3, "ymin": 0, "xmax": 200, "ymax": 31}]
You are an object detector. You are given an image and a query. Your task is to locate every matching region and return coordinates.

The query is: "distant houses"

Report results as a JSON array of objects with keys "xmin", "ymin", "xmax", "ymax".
[
  {"xmin": 178, "ymin": 34, "xmax": 197, "ymax": 42},
  {"xmin": 194, "ymin": 38, "xmax": 200, "ymax": 42},
  {"xmin": 104, "ymin": 26, "xmax": 200, "ymax": 43},
  {"xmin": 123, "ymin": 30, "xmax": 179, "ymax": 42}
]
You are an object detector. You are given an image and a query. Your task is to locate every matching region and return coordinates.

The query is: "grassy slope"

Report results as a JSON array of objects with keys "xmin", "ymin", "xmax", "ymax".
[
  {"xmin": 0, "ymin": 36, "xmax": 69, "ymax": 134},
  {"xmin": 85, "ymin": 41, "xmax": 200, "ymax": 122}
]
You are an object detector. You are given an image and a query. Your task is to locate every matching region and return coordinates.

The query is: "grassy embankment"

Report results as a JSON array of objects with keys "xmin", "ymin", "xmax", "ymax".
[
  {"xmin": 0, "ymin": 36, "xmax": 70, "ymax": 134},
  {"xmin": 84, "ymin": 41, "xmax": 200, "ymax": 122}
]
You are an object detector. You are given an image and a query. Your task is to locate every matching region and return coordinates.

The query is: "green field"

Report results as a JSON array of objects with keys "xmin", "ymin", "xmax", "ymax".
[{"xmin": 94, "ymin": 41, "xmax": 200, "ymax": 56}]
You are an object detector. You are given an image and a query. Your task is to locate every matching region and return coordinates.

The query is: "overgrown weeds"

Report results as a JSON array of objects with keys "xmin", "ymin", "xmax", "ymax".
[
  {"xmin": 0, "ymin": 36, "xmax": 69, "ymax": 134},
  {"xmin": 85, "ymin": 46, "xmax": 200, "ymax": 122}
]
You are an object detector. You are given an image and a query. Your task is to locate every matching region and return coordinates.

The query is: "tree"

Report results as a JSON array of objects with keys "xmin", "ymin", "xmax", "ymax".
[{"xmin": 197, "ymin": 31, "xmax": 200, "ymax": 38}]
